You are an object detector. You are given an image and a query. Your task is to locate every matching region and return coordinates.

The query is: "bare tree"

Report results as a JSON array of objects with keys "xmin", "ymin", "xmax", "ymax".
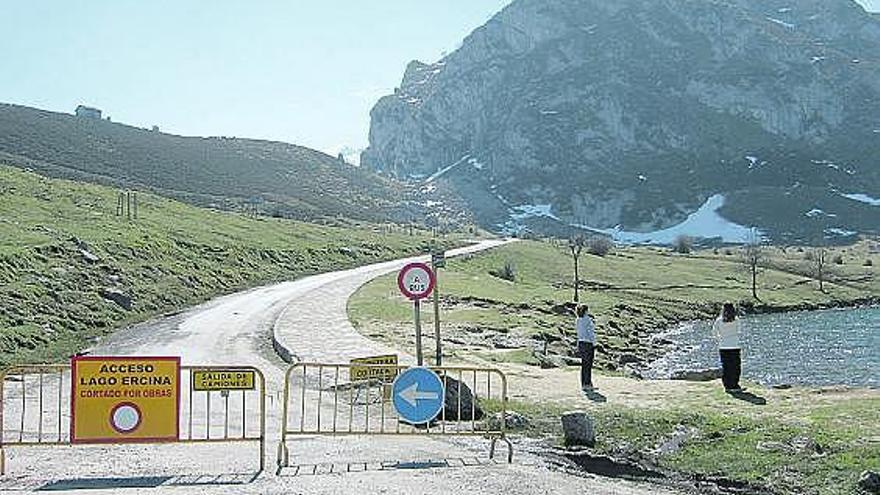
[
  {"xmin": 742, "ymin": 229, "xmax": 764, "ymax": 301},
  {"xmin": 568, "ymin": 235, "xmax": 585, "ymax": 302},
  {"xmin": 810, "ymin": 247, "xmax": 828, "ymax": 292},
  {"xmin": 673, "ymin": 235, "xmax": 694, "ymax": 254}
]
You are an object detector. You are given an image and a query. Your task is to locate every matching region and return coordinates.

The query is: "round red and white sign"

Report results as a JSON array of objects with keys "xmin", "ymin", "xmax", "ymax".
[
  {"xmin": 109, "ymin": 402, "xmax": 142, "ymax": 434},
  {"xmin": 397, "ymin": 262, "xmax": 435, "ymax": 300}
]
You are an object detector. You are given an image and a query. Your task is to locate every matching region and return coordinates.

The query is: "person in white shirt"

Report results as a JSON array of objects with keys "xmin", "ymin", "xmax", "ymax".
[
  {"xmin": 714, "ymin": 302, "xmax": 743, "ymax": 392},
  {"xmin": 575, "ymin": 304, "xmax": 597, "ymax": 392}
]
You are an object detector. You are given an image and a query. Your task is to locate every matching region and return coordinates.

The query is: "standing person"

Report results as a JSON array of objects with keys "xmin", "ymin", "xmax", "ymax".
[
  {"xmin": 714, "ymin": 302, "xmax": 743, "ymax": 392},
  {"xmin": 575, "ymin": 304, "xmax": 597, "ymax": 392}
]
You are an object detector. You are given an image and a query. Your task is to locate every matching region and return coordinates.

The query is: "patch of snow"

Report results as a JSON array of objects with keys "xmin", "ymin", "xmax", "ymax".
[
  {"xmin": 811, "ymin": 56, "xmax": 826, "ymax": 63},
  {"xmin": 510, "ymin": 204, "xmax": 559, "ymax": 222},
  {"xmin": 842, "ymin": 193, "xmax": 880, "ymax": 206},
  {"xmin": 467, "ymin": 157, "xmax": 484, "ymax": 170},
  {"xmin": 424, "ymin": 156, "xmax": 470, "ymax": 184},
  {"xmin": 825, "ymin": 228, "xmax": 857, "ymax": 237},
  {"xmin": 767, "ymin": 17, "xmax": 795, "ymax": 29},
  {"xmin": 425, "ymin": 200, "xmax": 443, "ymax": 208},
  {"xmin": 745, "ymin": 155, "xmax": 758, "ymax": 168},
  {"xmin": 805, "ymin": 208, "xmax": 837, "ymax": 218},
  {"xmin": 874, "ymin": 129, "xmax": 880, "ymax": 134},
  {"xmin": 420, "ymin": 184, "xmax": 437, "ymax": 194},
  {"xmin": 540, "ymin": 110, "xmax": 559, "ymax": 115},
  {"xmin": 574, "ymin": 194, "xmax": 756, "ymax": 245},
  {"xmin": 778, "ymin": 7, "xmax": 792, "ymax": 13},
  {"xmin": 638, "ymin": 175, "xmax": 647, "ymax": 182}
]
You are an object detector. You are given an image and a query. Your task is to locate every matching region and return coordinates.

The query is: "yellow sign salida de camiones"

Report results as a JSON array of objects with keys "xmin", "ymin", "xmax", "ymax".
[{"xmin": 192, "ymin": 370, "xmax": 255, "ymax": 391}]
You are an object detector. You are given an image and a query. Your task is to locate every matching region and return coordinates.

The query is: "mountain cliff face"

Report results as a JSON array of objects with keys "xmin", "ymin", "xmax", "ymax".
[{"xmin": 363, "ymin": 0, "xmax": 880, "ymax": 243}]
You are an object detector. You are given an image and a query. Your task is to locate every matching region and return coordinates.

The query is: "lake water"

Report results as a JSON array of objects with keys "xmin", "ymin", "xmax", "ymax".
[{"xmin": 646, "ymin": 306, "xmax": 880, "ymax": 388}]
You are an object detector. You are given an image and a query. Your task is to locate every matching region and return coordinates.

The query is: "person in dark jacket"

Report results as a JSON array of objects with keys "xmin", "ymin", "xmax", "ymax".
[{"xmin": 575, "ymin": 304, "xmax": 597, "ymax": 392}]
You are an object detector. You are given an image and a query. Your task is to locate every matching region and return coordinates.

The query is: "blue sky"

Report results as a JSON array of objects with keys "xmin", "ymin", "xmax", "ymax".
[
  {"xmin": 1, "ymin": 1, "xmax": 511, "ymax": 156},
  {"xmin": 1, "ymin": 0, "xmax": 877, "ymax": 157}
]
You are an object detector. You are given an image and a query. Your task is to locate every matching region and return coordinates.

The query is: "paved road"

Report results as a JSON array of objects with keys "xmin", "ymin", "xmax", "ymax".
[{"xmin": 0, "ymin": 239, "xmax": 682, "ymax": 494}]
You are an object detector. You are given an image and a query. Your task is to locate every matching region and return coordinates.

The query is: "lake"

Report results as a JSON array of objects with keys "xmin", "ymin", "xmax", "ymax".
[{"xmin": 646, "ymin": 306, "xmax": 880, "ymax": 388}]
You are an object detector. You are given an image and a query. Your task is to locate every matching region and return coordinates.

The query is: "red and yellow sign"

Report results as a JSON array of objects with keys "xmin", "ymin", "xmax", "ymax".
[{"xmin": 71, "ymin": 356, "xmax": 180, "ymax": 444}]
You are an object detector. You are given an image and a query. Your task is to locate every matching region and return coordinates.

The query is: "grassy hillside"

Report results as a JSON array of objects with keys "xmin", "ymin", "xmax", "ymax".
[
  {"xmin": 0, "ymin": 165, "xmax": 462, "ymax": 366},
  {"xmin": 350, "ymin": 240, "xmax": 879, "ymax": 369},
  {"xmin": 0, "ymin": 103, "xmax": 457, "ymax": 224}
]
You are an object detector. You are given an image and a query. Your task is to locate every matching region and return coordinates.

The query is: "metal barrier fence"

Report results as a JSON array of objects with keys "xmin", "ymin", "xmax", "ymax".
[
  {"xmin": 0, "ymin": 364, "xmax": 266, "ymax": 475},
  {"xmin": 277, "ymin": 363, "xmax": 513, "ymax": 473}
]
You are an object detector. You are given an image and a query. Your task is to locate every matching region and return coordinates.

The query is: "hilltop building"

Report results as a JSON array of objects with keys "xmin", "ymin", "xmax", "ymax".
[{"xmin": 75, "ymin": 105, "xmax": 102, "ymax": 119}]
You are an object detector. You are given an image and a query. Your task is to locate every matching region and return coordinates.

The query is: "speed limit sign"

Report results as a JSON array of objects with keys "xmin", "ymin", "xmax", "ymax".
[{"xmin": 397, "ymin": 262, "xmax": 435, "ymax": 300}]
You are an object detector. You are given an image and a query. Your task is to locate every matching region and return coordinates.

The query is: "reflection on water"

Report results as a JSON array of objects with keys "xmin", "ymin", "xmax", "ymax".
[{"xmin": 646, "ymin": 306, "xmax": 880, "ymax": 388}]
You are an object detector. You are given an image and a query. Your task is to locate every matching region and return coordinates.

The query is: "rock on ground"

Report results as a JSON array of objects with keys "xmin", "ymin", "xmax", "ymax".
[
  {"xmin": 670, "ymin": 369, "xmax": 721, "ymax": 382},
  {"xmin": 859, "ymin": 471, "xmax": 880, "ymax": 494},
  {"xmin": 443, "ymin": 376, "xmax": 484, "ymax": 421},
  {"xmin": 561, "ymin": 411, "xmax": 595, "ymax": 447},
  {"xmin": 101, "ymin": 288, "xmax": 132, "ymax": 310}
]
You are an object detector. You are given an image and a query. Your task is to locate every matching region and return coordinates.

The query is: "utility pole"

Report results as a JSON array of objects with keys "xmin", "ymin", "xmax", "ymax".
[{"xmin": 568, "ymin": 235, "xmax": 585, "ymax": 303}]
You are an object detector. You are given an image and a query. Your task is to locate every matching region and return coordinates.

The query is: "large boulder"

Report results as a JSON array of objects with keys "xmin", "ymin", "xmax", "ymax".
[
  {"xmin": 561, "ymin": 411, "xmax": 595, "ymax": 447},
  {"xmin": 443, "ymin": 376, "xmax": 484, "ymax": 421},
  {"xmin": 670, "ymin": 368, "xmax": 722, "ymax": 382},
  {"xmin": 859, "ymin": 471, "xmax": 880, "ymax": 494},
  {"xmin": 101, "ymin": 289, "xmax": 132, "ymax": 310}
]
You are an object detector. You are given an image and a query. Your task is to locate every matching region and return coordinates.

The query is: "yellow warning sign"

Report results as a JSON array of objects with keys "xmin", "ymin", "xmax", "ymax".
[
  {"xmin": 192, "ymin": 370, "xmax": 255, "ymax": 391},
  {"xmin": 350, "ymin": 354, "xmax": 399, "ymax": 382},
  {"xmin": 71, "ymin": 356, "xmax": 180, "ymax": 444}
]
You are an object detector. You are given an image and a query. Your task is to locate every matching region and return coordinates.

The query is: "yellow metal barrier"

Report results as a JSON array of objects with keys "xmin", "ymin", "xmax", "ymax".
[
  {"xmin": 0, "ymin": 364, "xmax": 266, "ymax": 475},
  {"xmin": 276, "ymin": 363, "xmax": 513, "ymax": 473}
]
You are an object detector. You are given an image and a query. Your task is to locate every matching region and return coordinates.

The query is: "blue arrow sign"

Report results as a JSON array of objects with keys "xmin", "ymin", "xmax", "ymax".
[{"xmin": 392, "ymin": 367, "xmax": 445, "ymax": 424}]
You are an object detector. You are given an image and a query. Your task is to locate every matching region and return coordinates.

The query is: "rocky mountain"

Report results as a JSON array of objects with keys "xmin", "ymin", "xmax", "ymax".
[
  {"xmin": 0, "ymin": 103, "xmax": 468, "ymax": 227},
  {"xmin": 363, "ymin": 0, "xmax": 880, "ymax": 243}
]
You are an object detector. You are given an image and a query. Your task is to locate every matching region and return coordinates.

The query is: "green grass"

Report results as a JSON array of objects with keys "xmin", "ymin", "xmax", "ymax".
[
  {"xmin": 487, "ymin": 394, "xmax": 880, "ymax": 495},
  {"xmin": 0, "ymin": 165, "xmax": 464, "ymax": 366},
  {"xmin": 350, "ymin": 240, "xmax": 879, "ymax": 368}
]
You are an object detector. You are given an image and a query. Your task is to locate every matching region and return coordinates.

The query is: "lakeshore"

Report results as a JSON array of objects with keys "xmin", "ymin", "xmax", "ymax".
[{"xmin": 349, "ymin": 239, "xmax": 880, "ymax": 494}]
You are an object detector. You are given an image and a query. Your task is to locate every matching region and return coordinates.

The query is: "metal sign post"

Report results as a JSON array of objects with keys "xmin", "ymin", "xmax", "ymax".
[
  {"xmin": 431, "ymin": 251, "xmax": 446, "ymax": 366},
  {"xmin": 414, "ymin": 299, "xmax": 423, "ymax": 365},
  {"xmin": 398, "ymin": 262, "xmax": 436, "ymax": 366}
]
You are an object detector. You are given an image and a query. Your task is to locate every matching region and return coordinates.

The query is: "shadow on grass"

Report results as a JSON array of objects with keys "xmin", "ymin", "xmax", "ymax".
[
  {"xmin": 584, "ymin": 390, "xmax": 607, "ymax": 403},
  {"xmin": 728, "ymin": 390, "xmax": 767, "ymax": 405},
  {"xmin": 37, "ymin": 473, "xmax": 259, "ymax": 491}
]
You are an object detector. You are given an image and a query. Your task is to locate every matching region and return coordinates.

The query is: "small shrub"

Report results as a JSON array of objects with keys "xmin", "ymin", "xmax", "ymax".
[
  {"xmin": 865, "ymin": 259, "xmax": 874, "ymax": 267},
  {"xmin": 490, "ymin": 261, "xmax": 517, "ymax": 282},
  {"xmin": 833, "ymin": 254, "xmax": 844, "ymax": 265},
  {"xmin": 672, "ymin": 235, "xmax": 693, "ymax": 254},
  {"xmin": 804, "ymin": 251, "xmax": 815, "ymax": 261},
  {"xmin": 588, "ymin": 237, "xmax": 614, "ymax": 257},
  {"xmin": 724, "ymin": 249, "xmax": 733, "ymax": 256}
]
